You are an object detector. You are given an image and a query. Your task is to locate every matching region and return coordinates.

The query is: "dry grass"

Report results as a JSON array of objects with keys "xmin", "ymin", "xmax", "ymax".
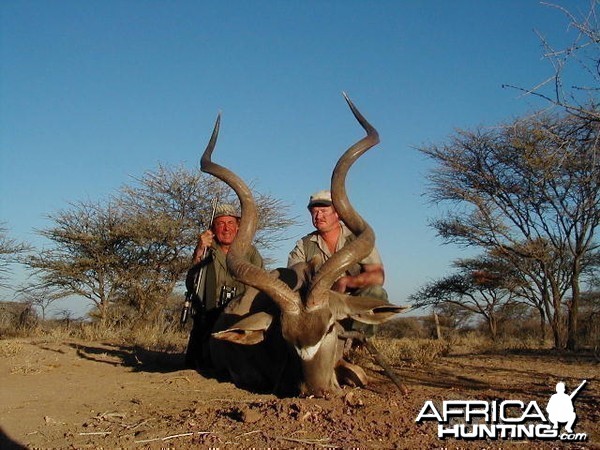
[
  {"xmin": 447, "ymin": 331, "xmax": 553, "ymax": 355},
  {"xmin": 0, "ymin": 319, "xmax": 188, "ymax": 357},
  {"xmin": 10, "ymin": 362, "xmax": 42, "ymax": 375},
  {"xmin": 122, "ymin": 323, "xmax": 188, "ymax": 352},
  {"xmin": 0, "ymin": 339, "xmax": 44, "ymax": 375},
  {"xmin": 0, "ymin": 340, "xmax": 24, "ymax": 358},
  {"xmin": 0, "ymin": 316, "xmax": 572, "ymax": 369},
  {"xmin": 371, "ymin": 337, "xmax": 452, "ymax": 366},
  {"xmin": 361, "ymin": 331, "xmax": 555, "ymax": 369}
]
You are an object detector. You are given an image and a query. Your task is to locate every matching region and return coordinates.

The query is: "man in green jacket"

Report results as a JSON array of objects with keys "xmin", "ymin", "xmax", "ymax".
[{"xmin": 185, "ymin": 203, "xmax": 263, "ymax": 370}]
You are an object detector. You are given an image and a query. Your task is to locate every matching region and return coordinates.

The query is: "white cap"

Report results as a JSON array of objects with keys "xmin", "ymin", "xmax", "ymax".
[{"xmin": 307, "ymin": 190, "xmax": 332, "ymax": 208}]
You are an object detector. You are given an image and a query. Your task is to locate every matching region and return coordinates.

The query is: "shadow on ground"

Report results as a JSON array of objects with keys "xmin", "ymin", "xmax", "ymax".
[
  {"xmin": 62, "ymin": 342, "xmax": 186, "ymax": 374},
  {"xmin": 0, "ymin": 427, "xmax": 27, "ymax": 450}
]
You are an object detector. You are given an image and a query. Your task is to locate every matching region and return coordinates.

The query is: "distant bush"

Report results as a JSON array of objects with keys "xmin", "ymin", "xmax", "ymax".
[
  {"xmin": 0, "ymin": 300, "xmax": 187, "ymax": 352},
  {"xmin": 378, "ymin": 317, "xmax": 428, "ymax": 339},
  {"xmin": 372, "ymin": 337, "xmax": 451, "ymax": 366},
  {"xmin": 0, "ymin": 301, "xmax": 39, "ymax": 338}
]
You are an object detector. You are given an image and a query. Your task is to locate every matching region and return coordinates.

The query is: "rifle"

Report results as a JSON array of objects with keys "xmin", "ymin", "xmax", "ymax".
[
  {"xmin": 180, "ymin": 197, "xmax": 219, "ymax": 325},
  {"xmin": 569, "ymin": 379, "xmax": 587, "ymax": 400}
]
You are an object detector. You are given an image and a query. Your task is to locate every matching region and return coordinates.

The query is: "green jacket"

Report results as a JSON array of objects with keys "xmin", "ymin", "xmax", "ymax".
[{"xmin": 186, "ymin": 244, "xmax": 263, "ymax": 311}]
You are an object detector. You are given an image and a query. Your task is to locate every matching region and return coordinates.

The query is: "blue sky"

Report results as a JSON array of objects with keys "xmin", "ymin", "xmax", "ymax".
[{"xmin": 0, "ymin": 1, "xmax": 588, "ymax": 316}]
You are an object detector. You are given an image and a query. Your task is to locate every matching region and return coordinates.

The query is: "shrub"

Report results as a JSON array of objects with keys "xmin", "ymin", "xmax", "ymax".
[{"xmin": 371, "ymin": 337, "xmax": 451, "ymax": 366}]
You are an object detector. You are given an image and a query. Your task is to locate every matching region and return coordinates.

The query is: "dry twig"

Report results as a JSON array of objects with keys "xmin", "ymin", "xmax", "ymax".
[
  {"xmin": 276, "ymin": 435, "xmax": 336, "ymax": 448},
  {"xmin": 235, "ymin": 429, "xmax": 262, "ymax": 439},
  {"xmin": 95, "ymin": 411, "xmax": 126, "ymax": 420},
  {"xmin": 134, "ymin": 431, "xmax": 211, "ymax": 444}
]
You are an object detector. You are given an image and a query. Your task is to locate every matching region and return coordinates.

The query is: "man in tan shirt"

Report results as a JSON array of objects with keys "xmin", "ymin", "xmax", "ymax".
[{"xmin": 288, "ymin": 190, "xmax": 388, "ymax": 338}]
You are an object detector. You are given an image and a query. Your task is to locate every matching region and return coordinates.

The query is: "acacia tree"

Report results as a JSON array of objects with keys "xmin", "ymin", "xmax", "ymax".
[
  {"xmin": 411, "ymin": 256, "xmax": 518, "ymax": 340},
  {"xmin": 486, "ymin": 239, "xmax": 572, "ymax": 344},
  {"xmin": 504, "ymin": 2, "xmax": 600, "ymax": 122},
  {"xmin": 420, "ymin": 111, "xmax": 599, "ymax": 349},
  {"xmin": 28, "ymin": 200, "xmax": 127, "ymax": 327},
  {"xmin": 119, "ymin": 164, "xmax": 295, "ymax": 259},
  {"xmin": 17, "ymin": 285, "xmax": 63, "ymax": 321},
  {"xmin": 113, "ymin": 165, "xmax": 222, "ymax": 325},
  {"xmin": 0, "ymin": 223, "xmax": 29, "ymax": 290},
  {"xmin": 432, "ymin": 302, "xmax": 474, "ymax": 332},
  {"xmin": 576, "ymin": 280, "xmax": 600, "ymax": 346},
  {"xmin": 115, "ymin": 164, "xmax": 295, "ymax": 324},
  {"xmin": 26, "ymin": 165, "xmax": 296, "ymax": 328}
]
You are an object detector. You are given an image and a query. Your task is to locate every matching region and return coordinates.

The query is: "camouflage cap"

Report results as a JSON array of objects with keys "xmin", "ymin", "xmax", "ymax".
[{"xmin": 213, "ymin": 203, "xmax": 240, "ymax": 219}]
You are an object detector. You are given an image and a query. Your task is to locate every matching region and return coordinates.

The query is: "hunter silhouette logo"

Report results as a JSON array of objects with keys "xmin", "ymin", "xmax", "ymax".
[
  {"xmin": 546, "ymin": 380, "xmax": 586, "ymax": 433},
  {"xmin": 415, "ymin": 379, "xmax": 589, "ymax": 442}
]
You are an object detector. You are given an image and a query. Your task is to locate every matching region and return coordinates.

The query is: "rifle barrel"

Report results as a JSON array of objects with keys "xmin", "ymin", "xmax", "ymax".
[
  {"xmin": 194, "ymin": 197, "xmax": 219, "ymax": 297},
  {"xmin": 569, "ymin": 379, "xmax": 587, "ymax": 399}
]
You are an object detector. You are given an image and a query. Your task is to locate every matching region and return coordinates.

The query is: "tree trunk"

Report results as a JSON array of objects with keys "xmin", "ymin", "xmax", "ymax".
[
  {"xmin": 550, "ymin": 304, "xmax": 568, "ymax": 349},
  {"xmin": 537, "ymin": 307, "xmax": 547, "ymax": 343},
  {"xmin": 488, "ymin": 315, "xmax": 498, "ymax": 341},
  {"xmin": 433, "ymin": 312, "xmax": 442, "ymax": 340},
  {"xmin": 99, "ymin": 304, "xmax": 108, "ymax": 329},
  {"xmin": 549, "ymin": 281, "xmax": 566, "ymax": 349},
  {"xmin": 566, "ymin": 259, "xmax": 581, "ymax": 351}
]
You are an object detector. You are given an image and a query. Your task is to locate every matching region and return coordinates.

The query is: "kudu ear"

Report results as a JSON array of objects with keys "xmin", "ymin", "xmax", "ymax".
[
  {"xmin": 211, "ymin": 312, "xmax": 274, "ymax": 345},
  {"xmin": 328, "ymin": 292, "xmax": 410, "ymax": 324},
  {"xmin": 350, "ymin": 301, "xmax": 411, "ymax": 324}
]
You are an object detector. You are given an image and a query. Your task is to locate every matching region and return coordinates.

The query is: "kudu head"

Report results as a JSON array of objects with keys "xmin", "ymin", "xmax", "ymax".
[{"xmin": 201, "ymin": 94, "xmax": 405, "ymax": 396}]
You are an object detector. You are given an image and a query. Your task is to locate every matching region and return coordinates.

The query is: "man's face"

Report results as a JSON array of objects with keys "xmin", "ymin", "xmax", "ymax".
[
  {"xmin": 212, "ymin": 215, "xmax": 240, "ymax": 246},
  {"xmin": 310, "ymin": 205, "xmax": 339, "ymax": 233}
]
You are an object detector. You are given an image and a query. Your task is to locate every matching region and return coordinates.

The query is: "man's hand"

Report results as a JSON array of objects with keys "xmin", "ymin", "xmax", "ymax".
[
  {"xmin": 331, "ymin": 264, "xmax": 385, "ymax": 293},
  {"xmin": 332, "ymin": 276, "xmax": 350, "ymax": 293},
  {"xmin": 198, "ymin": 230, "xmax": 214, "ymax": 249},
  {"xmin": 192, "ymin": 230, "xmax": 214, "ymax": 263}
]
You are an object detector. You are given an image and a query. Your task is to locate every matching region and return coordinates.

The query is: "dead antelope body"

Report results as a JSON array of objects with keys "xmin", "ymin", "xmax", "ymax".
[{"xmin": 201, "ymin": 94, "xmax": 408, "ymax": 397}]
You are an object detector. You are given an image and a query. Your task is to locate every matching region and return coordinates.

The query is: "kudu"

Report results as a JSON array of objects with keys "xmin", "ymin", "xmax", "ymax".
[{"xmin": 200, "ymin": 94, "xmax": 408, "ymax": 397}]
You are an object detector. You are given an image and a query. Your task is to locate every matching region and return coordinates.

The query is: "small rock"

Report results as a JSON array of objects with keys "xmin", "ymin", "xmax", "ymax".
[{"xmin": 241, "ymin": 407, "xmax": 262, "ymax": 424}]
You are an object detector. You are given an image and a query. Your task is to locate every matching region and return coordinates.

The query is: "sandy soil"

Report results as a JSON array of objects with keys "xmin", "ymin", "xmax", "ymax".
[{"xmin": 0, "ymin": 338, "xmax": 598, "ymax": 449}]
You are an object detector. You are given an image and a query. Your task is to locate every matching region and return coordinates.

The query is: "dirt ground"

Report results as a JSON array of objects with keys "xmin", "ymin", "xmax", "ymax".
[{"xmin": 0, "ymin": 338, "xmax": 598, "ymax": 450}]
